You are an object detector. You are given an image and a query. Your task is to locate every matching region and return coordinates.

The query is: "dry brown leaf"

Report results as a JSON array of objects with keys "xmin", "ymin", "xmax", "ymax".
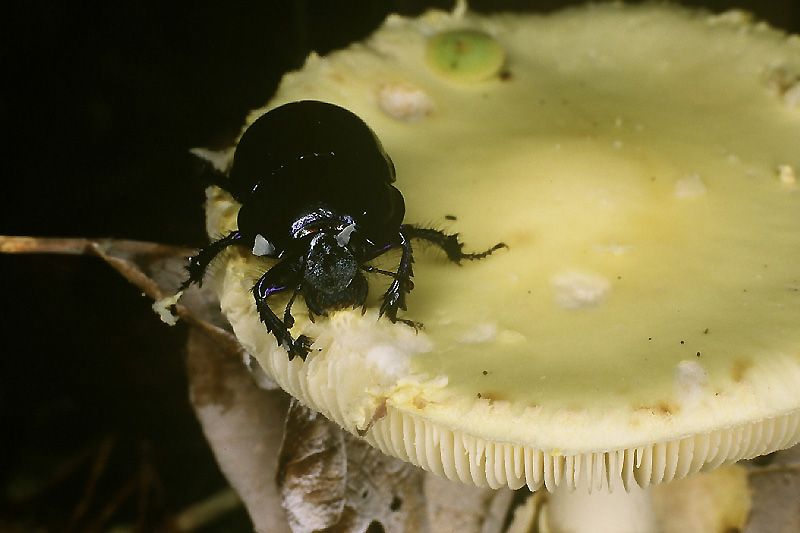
[
  {"xmin": 336, "ymin": 433, "xmax": 427, "ymax": 533},
  {"xmin": 277, "ymin": 401, "xmax": 522, "ymax": 533},
  {"xmin": 278, "ymin": 402, "xmax": 429, "ymax": 533},
  {"xmin": 278, "ymin": 400, "xmax": 348, "ymax": 532}
]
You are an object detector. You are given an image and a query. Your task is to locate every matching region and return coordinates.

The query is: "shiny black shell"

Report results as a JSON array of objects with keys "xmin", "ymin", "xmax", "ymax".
[{"xmin": 230, "ymin": 101, "xmax": 405, "ymax": 249}]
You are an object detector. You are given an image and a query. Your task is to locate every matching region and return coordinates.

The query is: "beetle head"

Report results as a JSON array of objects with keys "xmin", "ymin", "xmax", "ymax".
[{"xmin": 304, "ymin": 232, "xmax": 361, "ymax": 298}]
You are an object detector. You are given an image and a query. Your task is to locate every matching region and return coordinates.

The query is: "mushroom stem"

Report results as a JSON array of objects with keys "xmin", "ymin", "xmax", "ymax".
[{"xmin": 545, "ymin": 484, "xmax": 656, "ymax": 533}]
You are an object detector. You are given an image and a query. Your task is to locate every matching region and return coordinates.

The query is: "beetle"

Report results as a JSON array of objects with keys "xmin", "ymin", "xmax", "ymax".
[{"xmin": 180, "ymin": 100, "xmax": 505, "ymax": 360}]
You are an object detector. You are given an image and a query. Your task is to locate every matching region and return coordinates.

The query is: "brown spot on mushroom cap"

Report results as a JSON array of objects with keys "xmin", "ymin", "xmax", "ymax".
[
  {"xmin": 358, "ymin": 398, "xmax": 389, "ymax": 436},
  {"xmin": 478, "ymin": 391, "xmax": 507, "ymax": 405},
  {"xmin": 636, "ymin": 402, "xmax": 679, "ymax": 416},
  {"xmin": 657, "ymin": 402, "xmax": 678, "ymax": 416},
  {"xmin": 507, "ymin": 228, "xmax": 534, "ymax": 246},
  {"xmin": 412, "ymin": 395, "xmax": 427, "ymax": 410},
  {"xmin": 731, "ymin": 360, "xmax": 752, "ymax": 383}
]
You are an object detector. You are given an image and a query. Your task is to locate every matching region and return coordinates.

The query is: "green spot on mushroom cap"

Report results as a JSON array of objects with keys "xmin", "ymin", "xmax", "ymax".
[{"xmin": 425, "ymin": 29, "xmax": 505, "ymax": 83}]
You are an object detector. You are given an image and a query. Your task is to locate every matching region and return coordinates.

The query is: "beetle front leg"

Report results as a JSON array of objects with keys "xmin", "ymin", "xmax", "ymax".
[
  {"xmin": 282, "ymin": 276, "xmax": 305, "ymax": 330},
  {"xmin": 401, "ymin": 224, "xmax": 506, "ymax": 264},
  {"xmin": 378, "ymin": 230, "xmax": 421, "ymax": 329},
  {"xmin": 179, "ymin": 230, "xmax": 243, "ymax": 290},
  {"xmin": 253, "ymin": 262, "xmax": 312, "ymax": 361}
]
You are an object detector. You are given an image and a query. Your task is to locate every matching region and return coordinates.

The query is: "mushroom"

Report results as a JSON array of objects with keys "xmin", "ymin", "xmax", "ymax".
[{"xmin": 202, "ymin": 3, "xmax": 800, "ymax": 531}]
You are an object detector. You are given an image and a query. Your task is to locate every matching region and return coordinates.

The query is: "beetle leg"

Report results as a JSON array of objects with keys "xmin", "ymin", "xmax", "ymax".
[
  {"xmin": 378, "ymin": 230, "xmax": 417, "ymax": 326},
  {"xmin": 180, "ymin": 231, "xmax": 243, "ymax": 290},
  {"xmin": 253, "ymin": 260, "xmax": 311, "ymax": 361},
  {"xmin": 282, "ymin": 257, "xmax": 307, "ymax": 329},
  {"xmin": 282, "ymin": 285, "xmax": 301, "ymax": 329},
  {"xmin": 401, "ymin": 224, "xmax": 507, "ymax": 264},
  {"xmin": 363, "ymin": 264, "xmax": 415, "ymax": 319},
  {"xmin": 361, "ymin": 264, "xmax": 397, "ymax": 278}
]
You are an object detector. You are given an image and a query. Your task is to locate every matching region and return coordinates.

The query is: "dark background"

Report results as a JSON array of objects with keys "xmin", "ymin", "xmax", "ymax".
[{"xmin": 1, "ymin": 1, "xmax": 798, "ymax": 530}]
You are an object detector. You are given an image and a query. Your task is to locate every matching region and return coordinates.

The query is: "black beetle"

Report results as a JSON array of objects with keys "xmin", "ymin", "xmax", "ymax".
[{"xmin": 180, "ymin": 100, "xmax": 505, "ymax": 360}]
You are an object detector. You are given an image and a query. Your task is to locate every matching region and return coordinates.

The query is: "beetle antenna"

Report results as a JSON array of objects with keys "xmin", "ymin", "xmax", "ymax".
[{"xmin": 361, "ymin": 264, "xmax": 397, "ymax": 278}]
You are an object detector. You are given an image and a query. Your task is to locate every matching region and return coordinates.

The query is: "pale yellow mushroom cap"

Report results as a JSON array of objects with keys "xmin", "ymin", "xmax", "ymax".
[{"xmin": 207, "ymin": 4, "xmax": 800, "ymax": 491}]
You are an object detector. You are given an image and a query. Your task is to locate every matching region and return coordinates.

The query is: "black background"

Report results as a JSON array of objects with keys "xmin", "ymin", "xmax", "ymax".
[{"xmin": 1, "ymin": 1, "xmax": 798, "ymax": 530}]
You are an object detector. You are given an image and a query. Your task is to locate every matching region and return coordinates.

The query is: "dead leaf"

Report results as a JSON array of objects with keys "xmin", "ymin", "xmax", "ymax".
[
  {"xmin": 277, "ymin": 402, "xmax": 429, "ymax": 533},
  {"xmin": 278, "ymin": 401, "xmax": 523, "ymax": 533},
  {"xmin": 335, "ymin": 433, "xmax": 427, "ymax": 533},
  {"xmin": 278, "ymin": 400, "xmax": 348, "ymax": 532}
]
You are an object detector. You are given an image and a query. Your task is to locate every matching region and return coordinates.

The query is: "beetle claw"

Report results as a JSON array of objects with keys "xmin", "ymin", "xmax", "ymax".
[
  {"xmin": 398, "ymin": 318, "xmax": 424, "ymax": 332},
  {"xmin": 288, "ymin": 335, "xmax": 313, "ymax": 360}
]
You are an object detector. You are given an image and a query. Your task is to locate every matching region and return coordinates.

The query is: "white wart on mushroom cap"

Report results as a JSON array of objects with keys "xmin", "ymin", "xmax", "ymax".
[{"xmin": 209, "ymin": 4, "xmax": 800, "ymax": 491}]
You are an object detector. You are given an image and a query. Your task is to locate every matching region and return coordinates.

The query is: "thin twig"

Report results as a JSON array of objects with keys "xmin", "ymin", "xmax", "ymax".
[
  {"xmin": 66, "ymin": 435, "xmax": 117, "ymax": 532},
  {"xmin": 0, "ymin": 235, "xmax": 193, "ymax": 257},
  {"xmin": 136, "ymin": 441, "xmax": 164, "ymax": 532},
  {"xmin": 111, "ymin": 488, "xmax": 243, "ymax": 533},
  {"xmin": 83, "ymin": 473, "xmax": 140, "ymax": 533},
  {"xmin": 6, "ymin": 442, "xmax": 96, "ymax": 506},
  {"xmin": 0, "ymin": 234, "xmax": 245, "ymax": 361},
  {"xmin": 136, "ymin": 463, "xmax": 153, "ymax": 533},
  {"xmin": 172, "ymin": 488, "xmax": 243, "ymax": 532}
]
